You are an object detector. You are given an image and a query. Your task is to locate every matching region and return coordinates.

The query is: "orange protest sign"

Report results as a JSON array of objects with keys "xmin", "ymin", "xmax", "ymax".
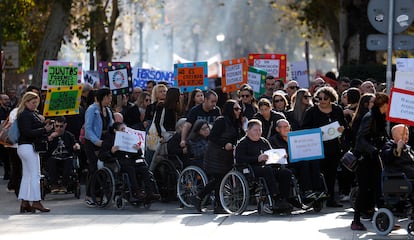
[{"xmin": 221, "ymin": 58, "xmax": 248, "ymax": 93}]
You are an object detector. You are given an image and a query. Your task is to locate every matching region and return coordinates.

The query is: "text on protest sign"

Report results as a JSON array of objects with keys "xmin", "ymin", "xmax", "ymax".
[
  {"xmin": 288, "ymin": 128, "xmax": 324, "ymax": 163},
  {"xmin": 221, "ymin": 58, "xmax": 248, "ymax": 93},
  {"xmin": 394, "ymin": 71, "xmax": 414, "ymax": 92},
  {"xmin": 248, "ymin": 53, "xmax": 287, "ymax": 81},
  {"xmin": 132, "ymin": 68, "xmax": 175, "ymax": 89},
  {"xmin": 289, "ymin": 61, "xmax": 309, "ymax": 89},
  {"xmin": 387, "ymin": 87, "xmax": 414, "ymax": 126},
  {"xmin": 174, "ymin": 62, "xmax": 208, "ymax": 93},
  {"xmin": 124, "ymin": 127, "xmax": 146, "ymax": 155},
  {"xmin": 396, "ymin": 58, "xmax": 414, "ymax": 72},
  {"xmin": 42, "ymin": 61, "xmax": 83, "ymax": 90},
  {"xmin": 247, "ymin": 66, "xmax": 267, "ymax": 98},
  {"xmin": 43, "ymin": 86, "xmax": 82, "ymax": 117}
]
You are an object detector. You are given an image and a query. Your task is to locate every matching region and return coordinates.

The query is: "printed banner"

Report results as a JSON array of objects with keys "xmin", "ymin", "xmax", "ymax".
[
  {"xmin": 132, "ymin": 68, "xmax": 176, "ymax": 89},
  {"xmin": 288, "ymin": 128, "xmax": 324, "ymax": 163},
  {"xmin": 248, "ymin": 53, "xmax": 287, "ymax": 81},
  {"xmin": 43, "ymin": 86, "xmax": 82, "ymax": 117},
  {"xmin": 174, "ymin": 62, "xmax": 209, "ymax": 93},
  {"xmin": 101, "ymin": 62, "xmax": 133, "ymax": 95},
  {"xmin": 42, "ymin": 61, "xmax": 83, "ymax": 90},
  {"xmin": 247, "ymin": 66, "xmax": 267, "ymax": 98},
  {"xmin": 387, "ymin": 87, "xmax": 414, "ymax": 126},
  {"xmin": 221, "ymin": 58, "xmax": 248, "ymax": 93}
]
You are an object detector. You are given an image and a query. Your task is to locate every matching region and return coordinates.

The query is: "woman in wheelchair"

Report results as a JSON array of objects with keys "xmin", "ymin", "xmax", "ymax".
[
  {"xmin": 46, "ymin": 116, "xmax": 80, "ymax": 193},
  {"xmin": 235, "ymin": 119, "xmax": 293, "ymax": 213},
  {"xmin": 99, "ymin": 122, "xmax": 160, "ymax": 202},
  {"xmin": 186, "ymin": 119, "xmax": 210, "ymax": 168}
]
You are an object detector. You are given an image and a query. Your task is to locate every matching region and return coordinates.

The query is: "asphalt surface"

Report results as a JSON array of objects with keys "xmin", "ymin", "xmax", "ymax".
[{"xmin": 0, "ymin": 168, "xmax": 411, "ymax": 240}]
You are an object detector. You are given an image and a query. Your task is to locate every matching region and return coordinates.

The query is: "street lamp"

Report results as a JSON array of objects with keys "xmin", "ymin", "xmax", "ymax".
[{"xmin": 216, "ymin": 33, "xmax": 225, "ymax": 60}]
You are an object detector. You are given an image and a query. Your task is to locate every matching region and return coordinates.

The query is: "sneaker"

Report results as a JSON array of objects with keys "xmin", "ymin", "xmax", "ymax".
[
  {"xmin": 58, "ymin": 186, "xmax": 67, "ymax": 193},
  {"xmin": 393, "ymin": 224, "xmax": 402, "ymax": 231},
  {"xmin": 351, "ymin": 221, "xmax": 367, "ymax": 231},
  {"xmin": 51, "ymin": 185, "xmax": 59, "ymax": 193},
  {"xmin": 84, "ymin": 197, "xmax": 96, "ymax": 207}
]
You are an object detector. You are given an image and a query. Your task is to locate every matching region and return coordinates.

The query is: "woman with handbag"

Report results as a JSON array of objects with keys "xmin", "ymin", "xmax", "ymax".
[{"xmin": 16, "ymin": 92, "xmax": 54, "ymax": 213}]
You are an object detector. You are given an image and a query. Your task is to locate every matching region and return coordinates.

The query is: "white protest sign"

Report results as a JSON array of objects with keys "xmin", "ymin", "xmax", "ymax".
[
  {"xmin": 114, "ymin": 131, "xmax": 139, "ymax": 153},
  {"xmin": 289, "ymin": 61, "xmax": 309, "ymax": 89},
  {"xmin": 224, "ymin": 63, "xmax": 243, "ymax": 85},
  {"xmin": 288, "ymin": 128, "xmax": 324, "ymax": 163},
  {"xmin": 320, "ymin": 121, "xmax": 341, "ymax": 141},
  {"xmin": 264, "ymin": 149, "xmax": 288, "ymax": 165},
  {"xmin": 387, "ymin": 88, "xmax": 414, "ymax": 126},
  {"xmin": 124, "ymin": 127, "xmax": 146, "ymax": 154},
  {"xmin": 396, "ymin": 58, "xmax": 414, "ymax": 72},
  {"xmin": 253, "ymin": 59, "xmax": 280, "ymax": 78},
  {"xmin": 394, "ymin": 71, "xmax": 414, "ymax": 92}
]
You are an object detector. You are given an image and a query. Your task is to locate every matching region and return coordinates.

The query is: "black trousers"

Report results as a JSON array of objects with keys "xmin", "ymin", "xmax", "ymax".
[
  {"xmin": 47, "ymin": 157, "xmax": 73, "ymax": 186},
  {"xmin": 197, "ymin": 173, "xmax": 226, "ymax": 208},
  {"xmin": 253, "ymin": 165, "xmax": 292, "ymax": 199}
]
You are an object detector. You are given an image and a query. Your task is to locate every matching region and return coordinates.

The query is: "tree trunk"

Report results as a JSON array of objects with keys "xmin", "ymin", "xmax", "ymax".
[{"xmin": 33, "ymin": 0, "xmax": 73, "ymax": 88}]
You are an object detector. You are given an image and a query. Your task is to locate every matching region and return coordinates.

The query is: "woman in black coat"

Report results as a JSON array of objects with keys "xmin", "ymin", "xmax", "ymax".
[{"xmin": 192, "ymin": 99, "xmax": 244, "ymax": 214}]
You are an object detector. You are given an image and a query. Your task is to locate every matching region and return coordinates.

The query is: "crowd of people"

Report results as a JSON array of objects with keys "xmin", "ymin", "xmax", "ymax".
[{"xmin": 1, "ymin": 73, "xmax": 413, "ymax": 232}]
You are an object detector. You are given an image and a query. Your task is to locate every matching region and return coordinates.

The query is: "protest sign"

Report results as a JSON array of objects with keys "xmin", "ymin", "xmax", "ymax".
[
  {"xmin": 114, "ymin": 131, "xmax": 141, "ymax": 153},
  {"xmin": 132, "ymin": 68, "xmax": 176, "ymax": 89},
  {"xmin": 387, "ymin": 87, "xmax": 414, "ymax": 126},
  {"xmin": 174, "ymin": 62, "xmax": 208, "ymax": 93},
  {"xmin": 83, "ymin": 70, "xmax": 99, "ymax": 88},
  {"xmin": 320, "ymin": 121, "xmax": 341, "ymax": 141},
  {"xmin": 101, "ymin": 62, "xmax": 133, "ymax": 95},
  {"xmin": 288, "ymin": 128, "xmax": 324, "ymax": 163},
  {"xmin": 289, "ymin": 61, "xmax": 309, "ymax": 89},
  {"xmin": 124, "ymin": 127, "xmax": 146, "ymax": 154},
  {"xmin": 42, "ymin": 61, "xmax": 83, "ymax": 90},
  {"xmin": 221, "ymin": 58, "xmax": 248, "ymax": 93},
  {"xmin": 247, "ymin": 66, "xmax": 267, "ymax": 98},
  {"xmin": 394, "ymin": 71, "xmax": 414, "ymax": 92},
  {"xmin": 43, "ymin": 86, "xmax": 82, "ymax": 117},
  {"xmin": 396, "ymin": 58, "xmax": 414, "ymax": 72},
  {"xmin": 248, "ymin": 53, "xmax": 287, "ymax": 81}
]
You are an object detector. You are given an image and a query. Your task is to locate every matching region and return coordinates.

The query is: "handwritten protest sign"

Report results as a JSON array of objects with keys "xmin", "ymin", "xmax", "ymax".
[
  {"xmin": 132, "ymin": 68, "xmax": 176, "ymax": 89},
  {"xmin": 221, "ymin": 58, "xmax": 248, "ymax": 93},
  {"xmin": 43, "ymin": 86, "xmax": 82, "ymax": 117},
  {"xmin": 394, "ymin": 71, "xmax": 414, "ymax": 92},
  {"xmin": 83, "ymin": 70, "xmax": 99, "ymax": 88},
  {"xmin": 174, "ymin": 62, "xmax": 208, "ymax": 93},
  {"xmin": 289, "ymin": 61, "xmax": 309, "ymax": 88},
  {"xmin": 247, "ymin": 66, "xmax": 267, "ymax": 98},
  {"xmin": 288, "ymin": 128, "xmax": 324, "ymax": 163},
  {"xmin": 248, "ymin": 53, "xmax": 287, "ymax": 81},
  {"xmin": 42, "ymin": 61, "xmax": 83, "ymax": 90},
  {"xmin": 101, "ymin": 62, "xmax": 132, "ymax": 95},
  {"xmin": 124, "ymin": 127, "xmax": 146, "ymax": 154},
  {"xmin": 387, "ymin": 87, "xmax": 414, "ymax": 126},
  {"xmin": 396, "ymin": 58, "xmax": 414, "ymax": 72}
]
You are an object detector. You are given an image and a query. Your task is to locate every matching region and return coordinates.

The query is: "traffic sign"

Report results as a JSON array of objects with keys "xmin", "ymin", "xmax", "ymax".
[
  {"xmin": 367, "ymin": 34, "xmax": 414, "ymax": 50},
  {"xmin": 368, "ymin": 0, "xmax": 414, "ymax": 34}
]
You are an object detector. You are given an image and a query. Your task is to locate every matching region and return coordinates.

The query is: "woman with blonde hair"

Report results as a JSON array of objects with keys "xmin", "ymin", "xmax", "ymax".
[{"xmin": 17, "ymin": 91, "xmax": 54, "ymax": 213}]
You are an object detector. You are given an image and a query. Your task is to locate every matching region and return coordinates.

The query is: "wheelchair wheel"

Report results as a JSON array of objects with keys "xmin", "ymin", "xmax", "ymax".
[
  {"xmin": 373, "ymin": 208, "xmax": 395, "ymax": 236},
  {"xmin": 257, "ymin": 179, "xmax": 273, "ymax": 215},
  {"xmin": 177, "ymin": 165, "xmax": 208, "ymax": 208},
  {"xmin": 407, "ymin": 221, "xmax": 414, "ymax": 238},
  {"xmin": 153, "ymin": 160, "xmax": 179, "ymax": 202},
  {"xmin": 114, "ymin": 195, "xmax": 126, "ymax": 210},
  {"xmin": 90, "ymin": 167, "xmax": 115, "ymax": 208},
  {"xmin": 219, "ymin": 170, "xmax": 249, "ymax": 215}
]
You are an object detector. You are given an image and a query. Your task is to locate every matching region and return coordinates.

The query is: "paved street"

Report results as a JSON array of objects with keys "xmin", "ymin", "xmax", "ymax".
[{"xmin": 0, "ymin": 171, "xmax": 411, "ymax": 240}]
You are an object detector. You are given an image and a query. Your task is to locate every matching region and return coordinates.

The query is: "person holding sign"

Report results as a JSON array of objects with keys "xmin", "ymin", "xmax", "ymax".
[
  {"xmin": 235, "ymin": 119, "xmax": 293, "ymax": 213},
  {"xmin": 99, "ymin": 122, "xmax": 160, "ymax": 202},
  {"xmin": 303, "ymin": 86, "xmax": 348, "ymax": 208}
]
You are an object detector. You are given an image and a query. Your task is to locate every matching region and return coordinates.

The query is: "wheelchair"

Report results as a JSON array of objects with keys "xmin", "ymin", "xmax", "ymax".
[
  {"xmin": 40, "ymin": 154, "xmax": 81, "ymax": 200},
  {"xmin": 176, "ymin": 162, "xmax": 209, "ymax": 208},
  {"xmin": 89, "ymin": 158, "xmax": 157, "ymax": 209},
  {"xmin": 371, "ymin": 172, "xmax": 414, "ymax": 237},
  {"xmin": 218, "ymin": 162, "xmax": 312, "ymax": 215}
]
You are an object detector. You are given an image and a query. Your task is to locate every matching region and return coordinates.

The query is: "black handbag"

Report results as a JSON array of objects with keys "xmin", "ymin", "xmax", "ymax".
[{"xmin": 340, "ymin": 150, "xmax": 358, "ymax": 172}]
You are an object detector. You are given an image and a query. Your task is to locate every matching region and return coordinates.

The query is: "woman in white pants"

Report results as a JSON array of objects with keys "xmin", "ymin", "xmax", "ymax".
[{"xmin": 16, "ymin": 92, "xmax": 53, "ymax": 213}]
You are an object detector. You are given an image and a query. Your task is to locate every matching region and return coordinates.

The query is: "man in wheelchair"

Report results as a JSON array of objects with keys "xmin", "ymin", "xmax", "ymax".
[
  {"xmin": 381, "ymin": 124, "xmax": 414, "ymax": 180},
  {"xmin": 235, "ymin": 119, "xmax": 293, "ymax": 213},
  {"xmin": 99, "ymin": 122, "xmax": 160, "ymax": 202},
  {"xmin": 46, "ymin": 116, "xmax": 80, "ymax": 193}
]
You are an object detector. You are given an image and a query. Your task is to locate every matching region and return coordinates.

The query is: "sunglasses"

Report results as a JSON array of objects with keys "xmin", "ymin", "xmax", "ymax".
[
  {"xmin": 241, "ymin": 94, "xmax": 251, "ymax": 98},
  {"xmin": 273, "ymin": 99, "xmax": 284, "ymax": 103},
  {"xmin": 234, "ymin": 107, "xmax": 242, "ymax": 111},
  {"xmin": 145, "ymin": 99, "xmax": 151, "ymax": 102},
  {"xmin": 289, "ymin": 86, "xmax": 299, "ymax": 90},
  {"xmin": 303, "ymin": 95, "xmax": 312, "ymax": 99},
  {"xmin": 55, "ymin": 124, "xmax": 64, "ymax": 128}
]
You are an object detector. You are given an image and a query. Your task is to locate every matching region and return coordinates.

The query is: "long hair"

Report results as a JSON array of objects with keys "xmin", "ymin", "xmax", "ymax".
[
  {"xmin": 136, "ymin": 91, "xmax": 151, "ymax": 108},
  {"xmin": 94, "ymin": 87, "xmax": 111, "ymax": 113},
  {"xmin": 151, "ymin": 84, "xmax": 168, "ymax": 103},
  {"xmin": 291, "ymin": 89, "xmax": 312, "ymax": 126},
  {"xmin": 351, "ymin": 93, "xmax": 375, "ymax": 127},
  {"xmin": 186, "ymin": 88, "xmax": 203, "ymax": 112},
  {"xmin": 17, "ymin": 92, "xmax": 40, "ymax": 116},
  {"xmin": 188, "ymin": 119, "xmax": 208, "ymax": 141},
  {"xmin": 165, "ymin": 87, "xmax": 182, "ymax": 113},
  {"xmin": 222, "ymin": 99, "xmax": 242, "ymax": 128}
]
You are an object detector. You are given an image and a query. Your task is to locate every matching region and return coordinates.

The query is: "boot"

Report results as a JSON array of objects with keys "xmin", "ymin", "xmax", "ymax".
[
  {"xmin": 32, "ymin": 201, "xmax": 50, "ymax": 212},
  {"xmin": 20, "ymin": 200, "xmax": 34, "ymax": 213}
]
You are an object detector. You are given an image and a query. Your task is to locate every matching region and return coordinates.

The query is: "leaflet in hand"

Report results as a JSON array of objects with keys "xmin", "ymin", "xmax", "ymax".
[
  {"xmin": 264, "ymin": 148, "xmax": 288, "ymax": 165},
  {"xmin": 320, "ymin": 121, "xmax": 341, "ymax": 141}
]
